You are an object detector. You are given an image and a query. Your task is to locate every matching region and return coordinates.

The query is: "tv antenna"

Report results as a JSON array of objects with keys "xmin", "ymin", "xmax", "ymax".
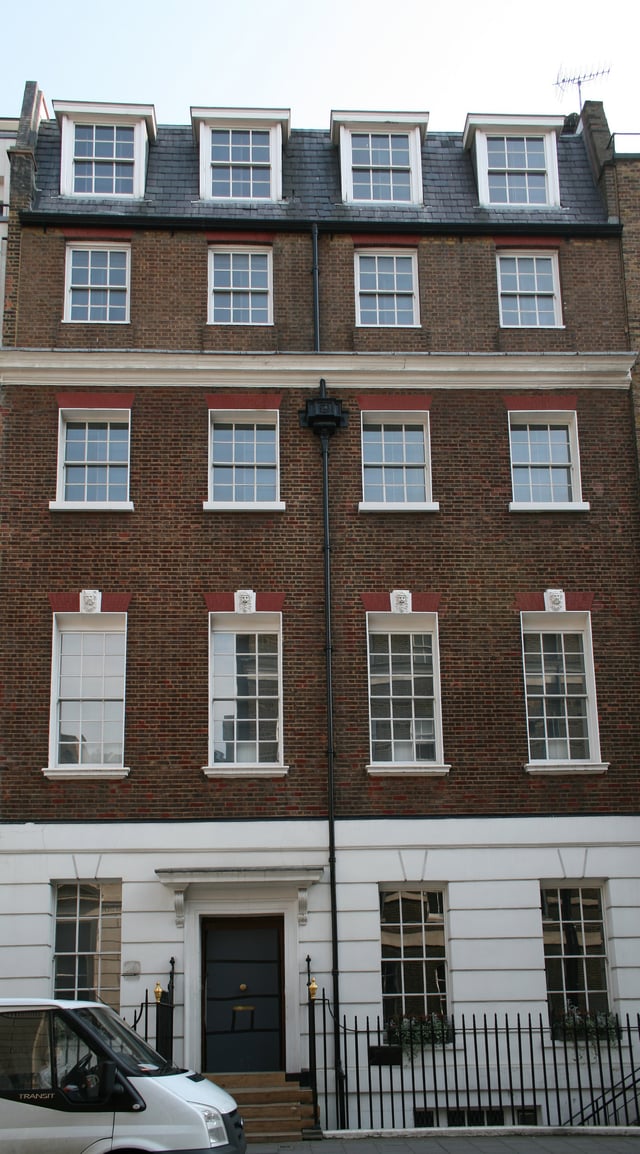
[{"xmin": 554, "ymin": 66, "xmax": 610, "ymax": 111}]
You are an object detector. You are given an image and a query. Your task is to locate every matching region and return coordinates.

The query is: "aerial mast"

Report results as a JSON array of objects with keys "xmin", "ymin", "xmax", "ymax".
[{"xmin": 554, "ymin": 66, "xmax": 610, "ymax": 111}]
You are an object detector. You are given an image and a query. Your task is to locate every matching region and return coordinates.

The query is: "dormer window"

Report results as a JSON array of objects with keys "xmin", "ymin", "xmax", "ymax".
[
  {"xmin": 331, "ymin": 112, "xmax": 428, "ymax": 205},
  {"xmin": 54, "ymin": 101, "xmax": 156, "ymax": 198},
  {"xmin": 463, "ymin": 115, "xmax": 564, "ymax": 208},
  {"xmin": 192, "ymin": 108, "xmax": 290, "ymax": 202}
]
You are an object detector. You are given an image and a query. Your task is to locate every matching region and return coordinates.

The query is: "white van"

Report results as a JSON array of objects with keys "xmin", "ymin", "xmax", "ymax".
[{"xmin": 0, "ymin": 998, "xmax": 246, "ymax": 1154}]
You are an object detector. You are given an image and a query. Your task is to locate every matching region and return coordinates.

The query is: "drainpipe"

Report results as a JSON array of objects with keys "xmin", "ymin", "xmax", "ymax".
[{"xmin": 300, "ymin": 378, "xmax": 348, "ymax": 1127}]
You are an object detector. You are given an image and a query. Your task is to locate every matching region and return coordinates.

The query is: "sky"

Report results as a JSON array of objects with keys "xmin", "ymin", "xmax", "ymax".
[{"xmin": 0, "ymin": 0, "xmax": 637, "ymax": 138}]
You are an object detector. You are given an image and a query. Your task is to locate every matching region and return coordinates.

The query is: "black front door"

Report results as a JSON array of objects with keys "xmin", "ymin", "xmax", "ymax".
[{"xmin": 202, "ymin": 916, "xmax": 284, "ymax": 1073}]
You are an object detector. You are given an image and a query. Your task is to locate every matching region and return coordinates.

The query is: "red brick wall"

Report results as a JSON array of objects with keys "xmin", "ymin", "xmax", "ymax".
[
  {"xmin": 1, "ymin": 383, "xmax": 639, "ymax": 822},
  {"xmin": 9, "ymin": 227, "xmax": 629, "ymax": 353}
]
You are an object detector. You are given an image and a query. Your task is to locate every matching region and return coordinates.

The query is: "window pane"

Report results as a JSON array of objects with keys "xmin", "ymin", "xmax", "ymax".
[
  {"xmin": 510, "ymin": 421, "xmax": 573, "ymax": 503},
  {"xmin": 363, "ymin": 420, "xmax": 428, "ymax": 504},
  {"xmin": 541, "ymin": 886, "xmax": 609, "ymax": 1024},
  {"xmin": 64, "ymin": 419, "xmax": 129, "ymax": 503},
  {"xmin": 358, "ymin": 253, "xmax": 416, "ymax": 326},
  {"xmin": 211, "ymin": 627, "xmax": 281, "ymax": 763},
  {"xmin": 211, "ymin": 418, "xmax": 277, "ymax": 502},
  {"xmin": 380, "ymin": 889, "xmax": 447, "ymax": 1023},
  {"xmin": 369, "ymin": 630, "xmax": 437, "ymax": 763},
  {"xmin": 54, "ymin": 881, "xmax": 122, "ymax": 1011}
]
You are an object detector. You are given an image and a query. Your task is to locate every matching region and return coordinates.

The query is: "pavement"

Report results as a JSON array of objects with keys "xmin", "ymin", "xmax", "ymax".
[{"xmin": 250, "ymin": 1129, "xmax": 640, "ymax": 1154}]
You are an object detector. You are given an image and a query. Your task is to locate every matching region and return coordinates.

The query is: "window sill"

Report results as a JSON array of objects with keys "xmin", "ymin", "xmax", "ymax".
[
  {"xmin": 203, "ymin": 501, "xmax": 285, "ymax": 512},
  {"xmin": 49, "ymin": 501, "xmax": 135, "ymax": 512},
  {"xmin": 199, "ymin": 195, "xmax": 279, "ymax": 204},
  {"xmin": 525, "ymin": 761, "xmax": 608, "ymax": 775},
  {"xmin": 206, "ymin": 321, "xmax": 274, "ymax": 327},
  {"xmin": 348, "ymin": 197, "xmax": 423, "ymax": 207},
  {"xmin": 509, "ymin": 501, "xmax": 590, "ymax": 513},
  {"xmin": 42, "ymin": 765, "xmax": 131, "ymax": 780},
  {"xmin": 487, "ymin": 202, "xmax": 562, "ymax": 210},
  {"xmin": 367, "ymin": 762, "xmax": 450, "ymax": 777},
  {"xmin": 203, "ymin": 764, "xmax": 289, "ymax": 778},
  {"xmin": 61, "ymin": 319, "xmax": 131, "ymax": 325},
  {"xmin": 64, "ymin": 192, "xmax": 142, "ymax": 200},
  {"xmin": 356, "ymin": 322, "xmax": 421, "ymax": 329},
  {"xmin": 499, "ymin": 322, "xmax": 564, "ymax": 330},
  {"xmin": 359, "ymin": 501, "xmax": 439, "ymax": 513}
]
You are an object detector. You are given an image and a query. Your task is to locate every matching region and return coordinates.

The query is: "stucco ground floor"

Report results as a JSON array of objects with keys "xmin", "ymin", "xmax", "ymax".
[{"xmin": 0, "ymin": 814, "xmax": 639, "ymax": 1077}]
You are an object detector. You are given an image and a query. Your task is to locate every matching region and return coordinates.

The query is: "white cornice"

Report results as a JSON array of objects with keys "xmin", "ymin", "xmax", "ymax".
[
  {"xmin": 52, "ymin": 101, "xmax": 157, "ymax": 141},
  {"xmin": 0, "ymin": 350, "xmax": 636, "ymax": 391},
  {"xmin": 191, "ymin": 106, "xmax": 291, "ymax": 143},
  {"xmin": 331, "ymin": 110, "xmax": 429, "ymax": 144},
  {"xmin": 463, "ymin": 113, "xmax": 565, "ymax": 150}
]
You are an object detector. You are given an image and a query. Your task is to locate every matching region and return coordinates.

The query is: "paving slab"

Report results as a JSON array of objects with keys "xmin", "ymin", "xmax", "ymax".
[{"xmin": 249, "ymin": 1129, "xmax": 640, "ymax": 1154}]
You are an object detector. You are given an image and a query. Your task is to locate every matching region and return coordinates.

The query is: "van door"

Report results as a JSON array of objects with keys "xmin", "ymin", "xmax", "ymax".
[{"xmin": 0, "ymin": 1008, "xmax": 115, "ymax": 1153}]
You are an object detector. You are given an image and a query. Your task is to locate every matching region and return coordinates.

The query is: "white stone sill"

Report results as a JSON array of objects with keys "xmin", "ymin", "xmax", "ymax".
[
  {"xmin": 202, "ymin": 502, "xmax": 286, "ymax": 512},
  {"xmin": 509, "ymin": 502, "xmax": 590, "ymax": 513},
  {"xmin": 359, "ymin": 501, "xmax": 440, "ymax": 513},
  {"xmin": 525, "ymin": 761, "xmax": 608, "ymax": 775},
  {"xmin": 49, "ymin": 501, "xmax": 134, "ymax": 512},
  {"xmin": 202, "ymin": 764, "xmax": 289, "ymax": 778},
  {"xmin": 367, "ymin": 763, "xmax": 451, "ymax": 777},
  {"xmin": 42, "ymin": 766, "xmax": 131, "ymax": 780}
]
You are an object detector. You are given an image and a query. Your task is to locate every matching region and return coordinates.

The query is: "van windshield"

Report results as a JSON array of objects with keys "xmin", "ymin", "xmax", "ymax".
[{"xmin": 73, "ymin": 1006, "xmax": 181, "ymax": 1076}]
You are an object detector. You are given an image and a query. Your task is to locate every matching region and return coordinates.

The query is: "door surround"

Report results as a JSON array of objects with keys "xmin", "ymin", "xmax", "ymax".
[{"xmin": 157, "ymin": 866, "xmax": 323, "ymax": 1073}]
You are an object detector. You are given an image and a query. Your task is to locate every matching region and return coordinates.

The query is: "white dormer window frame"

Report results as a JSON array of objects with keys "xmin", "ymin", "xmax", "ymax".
[
  {"xmin": 463, "ymin": 115, "xmax": 564, "ymax": 209},
  {"xmin": 192, "ymin": 108, "xmax": 290, "ymax": 202},
  {"xmin": 54, "ymin": 101, "xmax": 157, "ymax": 199},
  {"xmin": 331, "ymin": 112, "xmax": 428, "ymax": 205}
]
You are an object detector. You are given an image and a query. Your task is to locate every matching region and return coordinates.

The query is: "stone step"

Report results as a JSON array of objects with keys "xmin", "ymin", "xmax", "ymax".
[{"xmin": 208, "ymin": 1072, "xmax": 317, "ymax": 1144}]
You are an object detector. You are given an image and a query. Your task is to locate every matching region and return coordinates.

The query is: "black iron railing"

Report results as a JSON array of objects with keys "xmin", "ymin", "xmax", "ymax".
[
  {"xmin": 132, "ymin": 957, "xmax": 175, "ymax": 1061},
  {"xmin": 307, "ymin": 992, "xmax": 640, "ymax": 1132}
]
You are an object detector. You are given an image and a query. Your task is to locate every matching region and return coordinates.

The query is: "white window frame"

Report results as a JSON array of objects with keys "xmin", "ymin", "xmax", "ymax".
[
  {"xmin": 380, "ymin": 887, "xmax": 448, "ymax": 1023},
  {"xmin": 520, "ymin": 609, "xmax": 607, "ymax": 774},
  {"xmin": 497, "ymin": 251, "xmax": 563, "ymax": 328},
  {"xmin": 203, "ymin": 408, "xmax": 285, "ymax": 512},
  {"xmin": 204, "ymin": 610, "xmax": 287, "ymax": 777},
  {"xmin": 508, "ymin": 409, "xmax": 589, "ymax": 512},
  {"xmin": 331, "ymin": 113, "xmax": 427, "ymax": 205},
  {"xmin": 366, "ymin": 611, "xmax": 449, "ymax": 776},
  {"xmin": 355, "ymin": 250, "xmax": 420, "ymax": 328},
  {"xmin": 463, "ymin": 115, "xmax": 563, "ymax": 208},
  {"xmin": 53, "ymin": 879, "xmax": 122, "ymax": 1010},
  {"xmin": 541, "ymin": 884, "xmax": 611, "ymax": 1026},
  {"xmin": 63, "ymin": 243, "xmax": 131, "ymax": 324},
  {"xmin": 50, "ymin": 407, "xmax": 134, "ymax": 512},
  {"xmin": 44, "ymin": 611, "xmax": 129, "ymax": 781},
  {"xmin": 192, "ymin": 109, "xmax": 289, "ymax": 202},
  {"xmin": 54, "ymin": 103, "xmax": 156, "ymax": 198},
  {"xmin": 359, "ymin": 411, "xmax": 438, "ymax": 512},
  {"xmin": 207, "ymin": 246, "xmax": 273, "ymax": 325}
]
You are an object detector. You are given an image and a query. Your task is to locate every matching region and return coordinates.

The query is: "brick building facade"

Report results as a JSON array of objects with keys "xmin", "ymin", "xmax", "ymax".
[{"xmin": 1, "ymin": 83, "xmax": 639, "ymax": 1122}]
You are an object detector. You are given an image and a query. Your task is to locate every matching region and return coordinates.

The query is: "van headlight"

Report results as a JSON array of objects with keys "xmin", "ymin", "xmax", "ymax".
[{"xmin": 192, "ymin": 1103, "xmax": 229, "ymax": 1148}]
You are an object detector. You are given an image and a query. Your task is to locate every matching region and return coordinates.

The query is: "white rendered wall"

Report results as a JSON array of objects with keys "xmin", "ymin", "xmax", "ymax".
[{"xmin": 0, "ymin": 814, "xmax": 639, "ymax": 1070}]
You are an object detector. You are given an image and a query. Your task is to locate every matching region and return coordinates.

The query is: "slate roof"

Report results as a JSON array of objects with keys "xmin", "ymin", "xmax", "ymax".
[{"xmin": 27, "ymin": 119, "xmax": 609, "ymax": 230}]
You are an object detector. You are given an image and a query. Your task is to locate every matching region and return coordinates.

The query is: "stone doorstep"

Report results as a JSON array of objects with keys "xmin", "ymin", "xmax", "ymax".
[{"xmin": 208, "ymin": 1072, "xmax": 316, "ymax": 1143}]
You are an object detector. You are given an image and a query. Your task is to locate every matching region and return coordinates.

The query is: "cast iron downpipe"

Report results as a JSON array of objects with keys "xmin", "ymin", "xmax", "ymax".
[{"xmin": 300, "ymin": 378, "xmax": 348, "ymax": 1127}]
